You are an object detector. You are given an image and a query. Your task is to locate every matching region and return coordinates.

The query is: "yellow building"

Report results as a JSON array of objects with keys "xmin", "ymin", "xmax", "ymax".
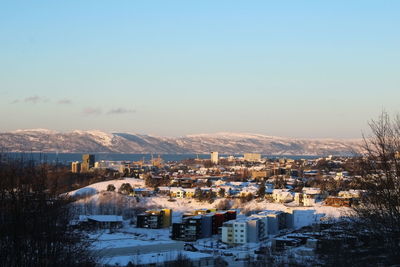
[
  {"xmin": 194, "ymin": 208, "xmax": 216, "ymax": 215},
  {"xmin": 251, "ymin": 170, "xmax": 267, "ymax": 179},
  {"xmin": 161, "ymin": 209, "xmax": 172, "ymax": 228},
  {"xmin": 244, "ymin": 153, "xmax": 261, "ymax": 162},
  {"xmin": 71, "ymin": 161, "xmax": 81, "ymax": 173}
]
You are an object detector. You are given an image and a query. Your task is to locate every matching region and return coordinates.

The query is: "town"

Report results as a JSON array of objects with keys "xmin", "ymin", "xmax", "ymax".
[{"xmin": 66, "ymin": 152, "xmax": 367, "ymax": 266}]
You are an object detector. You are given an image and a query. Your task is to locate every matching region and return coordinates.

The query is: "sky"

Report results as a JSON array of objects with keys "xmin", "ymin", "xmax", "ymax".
[{"xmin": 0, "ymin": 1, "xmax": 399, "ymax": 138}]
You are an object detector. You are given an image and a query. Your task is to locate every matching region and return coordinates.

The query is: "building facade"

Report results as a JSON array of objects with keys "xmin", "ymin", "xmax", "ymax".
[
  {"xmin": 71, "ymin": 161, "xmax": 81, "ymax": 173},
  {"xmin": 210, "ymin": 151, "xmax": 219, "ymax": 164},
  {"xmin": 244, "ymin": 153, "xmax": 261, "ymax": 162},
  {"xmin": 137, "ymin": 209, "xmax": 172, "ymax": 229},
  {"xmin": 81, "ymin": 154, "xmax": 95, "ymax": 172}
]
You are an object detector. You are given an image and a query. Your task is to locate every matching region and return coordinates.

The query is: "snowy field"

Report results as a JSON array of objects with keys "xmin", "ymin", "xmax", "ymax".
[
  {"xmin": 100, "ymin": 251, "xmax": 213, "ymax": 266},
  {"xmin": 89, "ymin": 229, "xmax": 173, "ymax": 249}
]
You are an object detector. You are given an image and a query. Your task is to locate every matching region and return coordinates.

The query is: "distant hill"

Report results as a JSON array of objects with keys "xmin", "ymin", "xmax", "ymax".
[{"xmin": 0, "ymin": 129, "xmax": 362, "ymax": 156}]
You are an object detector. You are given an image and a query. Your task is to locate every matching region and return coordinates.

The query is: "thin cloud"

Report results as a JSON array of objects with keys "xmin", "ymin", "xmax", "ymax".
[
  {"xmin": 107, "ymin": 108, "xmax": 136, "ymax": 115},
  {"xmin": 58, "ymin": 99, "xmax": 72, "ymax": 104},
  {"xmin": 11, "ymin": 95, "xmax": 48, "ymax": 104},
  {"xmin": 24, "ymin": 95, "xmax": 42, "ymax": 104},
  {"xmin": 82, "ymin": 107, "xmax": 102, "ymax": 116}
]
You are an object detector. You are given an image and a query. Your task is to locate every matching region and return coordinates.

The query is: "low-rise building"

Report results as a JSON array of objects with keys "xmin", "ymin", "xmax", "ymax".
[
  {"xmin": 133, "ymin": 188, "xmax": 153, "ymax": 197},
  {"xmin": 170, "ymin": 187, "xmax": 185, "ymax": 198},
  {"xmin": 302, "ymin": 187, "xmax": 327, "ymax": 206},
  {"xmin": 78, "ymin": 215, "xmax": 123, "ymax": 229},
  {"xmin": 294, "ymin": 187, "xmax": 327, "ymax": 206},
  {"xmin": 272, "ymin": 189, "xmax": 294, "ymax": 203}
]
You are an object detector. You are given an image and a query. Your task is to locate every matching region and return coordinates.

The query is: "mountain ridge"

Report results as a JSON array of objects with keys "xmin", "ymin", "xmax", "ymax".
[{"xmin": 0, "ymin": 129, "xmax": 362, "ymax": 155}]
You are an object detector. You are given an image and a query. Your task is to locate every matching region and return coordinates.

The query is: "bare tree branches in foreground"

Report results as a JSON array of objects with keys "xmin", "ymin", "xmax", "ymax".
[
  {"xmin": 356, "ymin": 112, "xmax": 400, "ymax": 260},
  {"xmin": 0, "ymin": 157, "xmax": 96, "ymax": 267},
  {"xmin": 318, "ymin": 111, "xmax": 400, "ymax": 266}
]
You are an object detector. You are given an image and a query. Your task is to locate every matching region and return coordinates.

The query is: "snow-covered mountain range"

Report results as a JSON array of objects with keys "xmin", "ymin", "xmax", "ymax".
[{"xmin": 0, "ymin": 129, "xmax": 362, "ymax": 155}]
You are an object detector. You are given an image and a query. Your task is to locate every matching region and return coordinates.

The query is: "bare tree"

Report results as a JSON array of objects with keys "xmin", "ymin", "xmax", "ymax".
[
  {"xmin": 353, "ymin": 111, "xmax": 400, "ymax": 261},
  {"xmin": 0, "ymin": 158, "xmax": 96, "ymax": 266},
  {"xmin": 317, "ymin": 111, "xmax": 400, "ymax": 265}
]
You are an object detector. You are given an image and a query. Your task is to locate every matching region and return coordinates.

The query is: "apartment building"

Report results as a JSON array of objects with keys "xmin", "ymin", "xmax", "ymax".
[
  {"xmin": 244, "ymin": 153, "xmax": 261, "ymax": 162},
  {"xmin": 210, "ymin": 151, "xmax": 219, "ymax": 164},
  {"xmin": 71, "ymin": 161, "xmax": 81, "ymax": 173},
  {"xmin": 137, "ymin": 209, "xmax": 172, "ymax": 229},
  {"xmin": 172, "ymin": 215, "xmax": 212, "ymax": 241},
  {"xmin": 221, "ymin": 210, "xmax": 289, "ymax": 245},
  {"xmin": 81, "ymin": 154, "xmax": 95, "ymax": 173},
  {"xmin": 172, "ymin": 209, "xmax": 237, "ymax": 241}
]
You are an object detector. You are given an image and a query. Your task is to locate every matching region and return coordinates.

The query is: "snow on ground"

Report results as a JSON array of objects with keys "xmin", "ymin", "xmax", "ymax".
[
  {"xmin": 141, "ymin": 196, "xmax": 217, "ymax": 213},
  {"xmin": 141, "ymin": 196, "xmax": 348, "ymax": 221},
  {"xmin": 101, "ymin": 251, "xmax": 212, "ymax": 266},
  {"xmin": 68, "ymin": 178, "xmax": 145, "ymax": 198},
  {"xmin": 89, "ymin": 230, "xmax": 173, "ymax": 249},
  {"xmin": 69, "ymin": 178, "xmax": 350, "ymax": 223},
  {"xmin": 121, "ymin": 227, "xmax": 170, "ymax": 240},
  {"xmin": 236, "ymin": 200, "xmax": 349, "ymax": 219}
]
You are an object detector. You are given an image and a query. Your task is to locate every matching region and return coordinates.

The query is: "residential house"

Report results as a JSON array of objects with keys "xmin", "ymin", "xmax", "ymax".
[
  {"xmin": 272, "ymin": 189, "xmax": 294, "ymax": 203},
  {"xmin": 78, "ymin": 215, "xmax": 123, "ymax": 229}
]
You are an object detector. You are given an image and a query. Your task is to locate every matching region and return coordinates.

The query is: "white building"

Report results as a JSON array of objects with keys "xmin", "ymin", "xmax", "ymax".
[
  {"xmin": 256, "ymin": 210, "xmax": 286, "ymax": 235},
  {"xmin": 301, "ymin": 187, "xmax": 327, "ymax": 206},
  {"xmin": 272, "ymin": 189, "xmax": 294, "ymax": 203},
  {"xmin": 221, "ymin": 216, "xmax": 269, "ymax": 245},
  {"xmin": 338, "ymin": 189, "xmax": 362, "ymax": 199},
  {"xmin": 210, "ymin": 151, "xmax": 219, "ymax": 164},
  {"xmin": 221, "ymin": 219, "xmax": 248, "ymax": 245}
]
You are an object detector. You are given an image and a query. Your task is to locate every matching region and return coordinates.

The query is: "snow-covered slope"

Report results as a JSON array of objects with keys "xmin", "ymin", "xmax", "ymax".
[
  {"xmin": 68, "ymin": 178, "xmax": 145, "ymax": 198},
  {"xmin": 0, "ymin": 129, "xmax": 362, "ymax": 155}
]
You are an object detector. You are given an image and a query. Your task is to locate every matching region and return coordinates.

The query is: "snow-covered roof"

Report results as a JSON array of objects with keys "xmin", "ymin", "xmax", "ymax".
[
  {"xmin": 170, "ymin": 187, "xmax": 185, "ymax": 192},
  {"xmin": 158, "ymin": 186, "xmax": 170, "ymax": 191},
  {"xmin": 79, "ymin": 215, "xmax": 123, "ymax": 222},
  {"xmin": 302, "ymin": 187, "xmax": 321, "ymax": 195},
  {"xmin": 134, "ymin": 188, "xmax": 152, "ymax": 192}
]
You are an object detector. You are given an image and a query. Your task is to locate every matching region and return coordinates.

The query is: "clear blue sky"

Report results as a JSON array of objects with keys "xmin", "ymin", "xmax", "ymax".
[{"xmin": 1, "ymin": 1, "xmax": 399, "ymax": 138}]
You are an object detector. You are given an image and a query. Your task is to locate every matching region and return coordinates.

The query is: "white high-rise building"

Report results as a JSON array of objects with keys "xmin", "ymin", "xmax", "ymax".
[{"xmin": 210, "ymin": 151, "xmax": 219, "ymax": 164}]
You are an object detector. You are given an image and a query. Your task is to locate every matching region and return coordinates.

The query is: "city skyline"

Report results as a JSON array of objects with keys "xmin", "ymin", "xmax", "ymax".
[{"xmin": 1, "ymin": 1, "xmax": 399, "ymax": 138}]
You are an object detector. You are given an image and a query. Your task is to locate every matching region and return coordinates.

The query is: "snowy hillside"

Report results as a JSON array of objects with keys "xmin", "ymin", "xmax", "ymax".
[
  {"xmin": 68, "ymin": 178, "xmax": 145, "ymax": 198},
  {"xmin": 0, "ymin": 129, "xmax": 362, "ymax": 155}
]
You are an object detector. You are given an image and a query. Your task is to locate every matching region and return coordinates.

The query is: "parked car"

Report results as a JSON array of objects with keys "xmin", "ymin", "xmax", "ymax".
[{"xmin": 184, "ymin": 243, "xmax": 198, "ymax": 252}]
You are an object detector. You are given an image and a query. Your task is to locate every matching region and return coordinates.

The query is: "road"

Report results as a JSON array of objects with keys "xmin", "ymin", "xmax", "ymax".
[{"xmin": 95, "ymin": 241, "xmax": 185, "ymax": 257}]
